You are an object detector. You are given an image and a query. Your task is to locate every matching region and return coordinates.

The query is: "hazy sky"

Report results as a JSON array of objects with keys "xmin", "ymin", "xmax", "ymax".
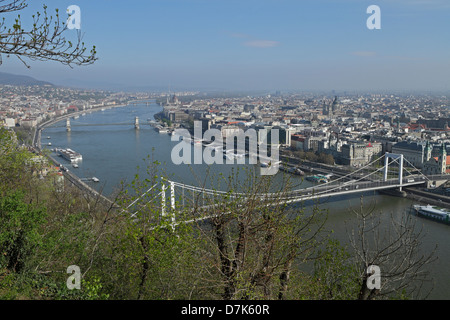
[{"xmin": 1, "ymin": 0, "xmax": 450, "ymax": 92}]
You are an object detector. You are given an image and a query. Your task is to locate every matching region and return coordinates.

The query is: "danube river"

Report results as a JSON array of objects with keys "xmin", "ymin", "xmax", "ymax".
[{"xmin": 41, "ymin": 101, "xmax": 449, "ymax": 299}]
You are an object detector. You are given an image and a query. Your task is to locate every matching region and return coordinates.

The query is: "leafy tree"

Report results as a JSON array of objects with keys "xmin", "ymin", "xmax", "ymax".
[
  {"xmin": 0, "ymin": 191, "xmax": 46, "ymax": 273},
  {"xmin": 313, "ymin": 239, "xmax": 359, "ymax": 299},
  {"xmin": 91, "ymin": 158, "xmax": 205, "ymax": 300},
  {"xmin": 0, "ymin": 128, "xmax": 34, "ymax": 195}
]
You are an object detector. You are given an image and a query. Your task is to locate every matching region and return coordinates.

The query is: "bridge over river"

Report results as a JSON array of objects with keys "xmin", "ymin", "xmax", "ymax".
[{"xmin": 114, "ymin": 153, "xmax": 449, "ymax": 226}]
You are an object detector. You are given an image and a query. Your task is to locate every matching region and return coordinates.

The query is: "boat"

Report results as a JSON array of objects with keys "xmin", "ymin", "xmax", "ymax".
[
  {"xmin": 56, "ymin": 148, "xmax": 82, "ymax": 162},
  {"xmin": 280, "ymin": 165, "xmax": 305, "ymax": 176},
  {"xmin": 92, "ymin": 177, "xmax": 99, "ymax": 182},
  {"xmin": 306, "ymin": 175, "xmax": 328, "ymax": 183},
  {"xmin": 155, "ymin": 125, "xmax": 168, "ymax": 133},
  {"xmin": 412, "ymin": 204, "xmax": 450, "ymax": 225},
  {"xmin": 72, "ymin": 163, "xmax": 79, "ymax": 168},
  {"xmin": 260, "ymin": 160, "xmax": 281, "ymax": 168},
  {"xmin": 48, "ymin": 142, "xmax": 52, "ymax": 146}
]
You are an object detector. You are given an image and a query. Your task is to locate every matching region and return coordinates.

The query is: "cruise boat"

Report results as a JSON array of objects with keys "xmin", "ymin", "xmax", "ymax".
[
  {"xmin": 412, "ymin": 204, "xmax": 450, "ymax": 225},
  {"xmin": 56, "ymin": 148, "xmax": 82, "ymax": 162}
]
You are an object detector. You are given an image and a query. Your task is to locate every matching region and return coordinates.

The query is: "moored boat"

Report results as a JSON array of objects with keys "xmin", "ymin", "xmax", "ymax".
[
  {"xmin": 412, "ymin": 204, "xmax": 450, "ymax": 225},
  {"xmin": 56, "ymin": 148, "xmax": 82, "ymax": 162}
]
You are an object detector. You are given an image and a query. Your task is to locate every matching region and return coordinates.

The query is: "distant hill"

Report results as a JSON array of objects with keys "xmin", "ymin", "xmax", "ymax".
[{"xmin": 0, "ymin": 72, "xmax": 54, "ymax": 86}]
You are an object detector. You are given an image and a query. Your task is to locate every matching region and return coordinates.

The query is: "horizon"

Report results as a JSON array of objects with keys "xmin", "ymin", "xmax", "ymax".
[{"xmin": 0, "ymin": 0, "xmax": 449, "ymax": 93}]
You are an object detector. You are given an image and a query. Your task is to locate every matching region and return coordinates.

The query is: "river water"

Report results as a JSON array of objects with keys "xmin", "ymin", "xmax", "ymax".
[{"xmin": 41, "ymin": 102, "xmax": 449, "ymax": 299}]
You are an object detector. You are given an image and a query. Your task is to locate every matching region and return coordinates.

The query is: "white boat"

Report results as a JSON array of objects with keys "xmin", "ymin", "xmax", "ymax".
[
  {"xmin": 56, "ymin": 148, "xmax": 82, "ymax": 162},
  {"xmin": 155, "ymin": 125, "xmax": 168, "ymax": 133},
  {"xmin": 412, "ymin": 204, "xmax": 450, "ymax": 225},
  {"xmin": 72, "ymin": 163, "xmax": 79, "ymax": 168},
  {"xmin": 92, "ymin": 177, "xmax": 99, "ymax": 182}
]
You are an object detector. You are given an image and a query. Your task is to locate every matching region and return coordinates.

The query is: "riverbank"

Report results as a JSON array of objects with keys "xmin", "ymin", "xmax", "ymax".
[{"xmin": 404, "ymin": 187, "xmax": 450, "ymax": 210}]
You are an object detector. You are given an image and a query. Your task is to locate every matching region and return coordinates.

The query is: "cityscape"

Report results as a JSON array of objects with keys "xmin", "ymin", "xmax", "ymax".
[
  {"xmin": 0, "ymin": 0, "xmax": 449, "ymax": 309},
  {"xmin": 3, "ymin": 85, "xmax": 450, "ymax": 176}
]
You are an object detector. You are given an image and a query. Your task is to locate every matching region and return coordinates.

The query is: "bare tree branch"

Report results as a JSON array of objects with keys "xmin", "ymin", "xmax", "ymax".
[{"xmin": 0, "ymin": 2, "xmax": 97, "ymax": 68}]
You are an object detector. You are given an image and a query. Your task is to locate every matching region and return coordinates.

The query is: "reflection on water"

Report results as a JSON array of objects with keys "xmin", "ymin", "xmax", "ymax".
[{"xmin": 41, "ymin": 102, "xmax": 450, "ymax": 299}]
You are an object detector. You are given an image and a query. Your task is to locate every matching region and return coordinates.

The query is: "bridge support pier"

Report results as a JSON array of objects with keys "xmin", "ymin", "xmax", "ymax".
[
  {"xmin": 135, "ymin": 116, "xmax": 140, "ymax": 129},
  {"xmin": 66, "ymin": 118, "xmax": 71, "ymax": 132}
]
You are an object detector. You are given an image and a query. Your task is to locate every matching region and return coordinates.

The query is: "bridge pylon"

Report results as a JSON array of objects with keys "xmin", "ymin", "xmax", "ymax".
[
  {"xmin": 66, "ymin": 118, "xmax": 71, "ymax": 132},
  {"xmin": 384, "ymin": 152, "xmax": 404, "ymax": 190},
  {"xmin": 135, "ymin": 116, "xmax": 140, "ymax": 129}
]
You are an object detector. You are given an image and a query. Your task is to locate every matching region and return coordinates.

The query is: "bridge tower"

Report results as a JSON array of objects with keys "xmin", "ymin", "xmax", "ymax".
[
  {"xmin": 66, "ymin": 118, "xmax": 71, "ymax": 132},
  {"xmin": 384, "ymin": 153, "xmax": 404, "ymax": 190},
  {"xmin": 135, "ymin": 116, "xmax": 140, "ymax": 129}
]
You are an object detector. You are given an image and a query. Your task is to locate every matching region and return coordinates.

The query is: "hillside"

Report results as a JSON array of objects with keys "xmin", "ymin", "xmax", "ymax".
[{"xmin": 0, "ymin": 72, "xmax": 54, "ymax": 86}]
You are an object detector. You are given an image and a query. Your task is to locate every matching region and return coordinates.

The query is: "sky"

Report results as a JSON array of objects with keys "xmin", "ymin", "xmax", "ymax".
[{"xmin": 1, "ymin": 0, "xmax": 450, "ymax": 93}]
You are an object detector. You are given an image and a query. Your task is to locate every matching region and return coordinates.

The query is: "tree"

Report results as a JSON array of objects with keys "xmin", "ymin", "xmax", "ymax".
[
  {"xmin": 313, "ymin": 239, "xmax": 360, "ymax": 299},
  {"xmin": 91, "ymin": 157, "xmax": 205, "ymax": 300},
  {"xmin": 187, "ymin": 167, "xmax": 328, "ymax": 300},
  {"xmin": 0, "ymin": 127, "xmax": 34, "ymax": 194},
  {"xmin": 0, "ymin": 1, "xmax": 97, "ymax": 67},
  {"xmin": 348, "ymin": 197, "xmax": 437, "ymax": 300},
  {"xmin": 0, "ymin": 191, "xmax": 46, "ymax": 273}
]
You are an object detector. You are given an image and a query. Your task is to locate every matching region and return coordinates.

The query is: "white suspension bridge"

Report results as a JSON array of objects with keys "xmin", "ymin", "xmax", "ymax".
[{"xmin": 118, "ymin": 153, "xmax": 449, "ymax": 226}]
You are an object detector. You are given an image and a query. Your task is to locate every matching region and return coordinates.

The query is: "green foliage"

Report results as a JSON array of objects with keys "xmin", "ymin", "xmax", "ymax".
[
  {"xmin": 0, "ymin": 128, "xmax": 34, "ymax": 194},
  {"xmin": 0, "ymin": 191, "xmax": 46, "ymax": 273},
  {"xmin": 0, "ymin": 125, "xmax": 428, "ymax": 300},
  {"xmin": 313, "ymin": 239, "xmax": 360, "ymax": 299},
  {"xmin": 292, "ymin": 150, "xmax": 335, "ymax": 165}
]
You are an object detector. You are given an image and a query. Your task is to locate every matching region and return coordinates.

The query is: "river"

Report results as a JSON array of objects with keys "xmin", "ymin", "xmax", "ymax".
[{"xmin": 41, "ymin": 101, "xmax": 449, "ymax": 299}]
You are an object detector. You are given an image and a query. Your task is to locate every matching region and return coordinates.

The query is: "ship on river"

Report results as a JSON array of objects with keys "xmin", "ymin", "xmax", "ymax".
[
  {"xmin": 412, "ymin": 204, "xmax": 450, "ymax": 225},
  {"xmin": 56, "ymin": 148, "xmax": 82, "ymax": 162}
]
